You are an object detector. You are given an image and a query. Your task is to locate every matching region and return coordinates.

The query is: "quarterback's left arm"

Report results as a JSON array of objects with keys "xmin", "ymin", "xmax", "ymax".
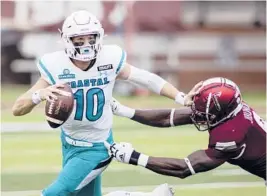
[
  {"xmin": 105, "ymin": 142, "xmax": 225, "ymax": 179},
  {"xmin": 116, "ymin": 63, "xmax": 202, "ymax": 106}
]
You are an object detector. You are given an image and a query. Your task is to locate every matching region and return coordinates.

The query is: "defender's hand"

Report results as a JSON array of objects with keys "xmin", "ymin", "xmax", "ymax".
[
  {"xmin": 104, "ymin": 142, "xmax": 134, "ymax": 164},
  {"xmin": 110, "ymin": 98, "xmax": 135, "ymax": 118},
  {"xmin": 110, "ymin": 98, "xmax": 122, "ymax": 115},
  {"xmin": 39, "ymin": 84, "xmax": 67, "ymax": 102},
  {"xmin": 184, "ymin": 81, "xmax": 203, "ymax": 106}
]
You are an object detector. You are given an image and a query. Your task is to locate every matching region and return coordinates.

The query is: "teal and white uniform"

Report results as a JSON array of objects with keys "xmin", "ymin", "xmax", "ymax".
[{"xmin": 37, "ymin": 45, "xmax": 126, "ymax": 196}]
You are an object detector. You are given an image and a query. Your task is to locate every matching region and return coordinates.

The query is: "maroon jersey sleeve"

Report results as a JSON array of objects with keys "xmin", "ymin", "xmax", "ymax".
[
  {"xmin": 205, "ymin": 123, "xmax": 247, "ymax": 160},
  {"xmin": 205, "ymin": 143, "xmax": 246, "ymax": 160}
]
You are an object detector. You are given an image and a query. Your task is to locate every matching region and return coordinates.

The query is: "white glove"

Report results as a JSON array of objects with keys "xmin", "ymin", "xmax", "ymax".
[
  {"xmin": 104, "ymin": 141, "xmax": 134, "ymax": 164},
  {"xmin": 110, "ymin": 98, "xmax": 122, "ymax": 115},
  {"xmin": 111, "ymin": 98, "xmax": 135, "ymax": 118}
]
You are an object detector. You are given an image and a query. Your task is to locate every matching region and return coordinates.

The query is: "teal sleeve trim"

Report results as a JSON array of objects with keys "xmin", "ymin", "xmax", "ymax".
[
  {"xmin": 38, "ymin": 60, "xmax": 56, "ymax": 84},
  {"xmin": 116, "ymin": 49, "xmax": 126, "ymax": 74}
]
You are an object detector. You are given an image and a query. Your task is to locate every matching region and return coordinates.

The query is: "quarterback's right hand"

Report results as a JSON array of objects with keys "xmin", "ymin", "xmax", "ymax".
[
  {"xmin": 38, "ymin": 84, "xmax": 66, "ymax": 102},
  {"xmin": 184, "ymin": 81, "xmax": 203, "ymax": 106}
]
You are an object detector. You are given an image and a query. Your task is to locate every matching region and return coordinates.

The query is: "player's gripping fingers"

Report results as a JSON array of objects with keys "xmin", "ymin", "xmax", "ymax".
[
  {"xmin": 184, "ymin": 94, "xmax": 193, "ymax": 106},
  {"xmin": 54, "ymin": 83, "xmax": 65, "ymax": 88},
  {"xmin": 48, "ymin": 86, "xmax": 68, "ymax": 96},
  {"xmin": 39, "ymin": 88, "xmax": 57, "ymax": 101},
  {"xmin": 46, "ymin": 86, "xmax": 58, "ymax": 94},
  {"xmin": 46, "ymin": 90, "xmax": 60, "ymax": 102},
  {"xmin": 187, "ymin": 82, "xmax": 202, "ymax": 97},
  {"xmin": 49, "ymin": 92, "xmax": 58, "ymax": 100},
  {"xmin": 186, "ymin": 100, "xmax": 193, "ymax": 106},
  {"xmin": 104, "ymin": 141, "xmax": 119, "ymax": 158},
  {"xmin": 105, "ymin": 142, "xmax": 127, "ymax": 162},
  {"xmin": 184, "ymin": 81, "xmax": 204, "ymax": 106},
  {"xmin": 45, "ymin": 94, "xmax": 56, "ymax": 103},
  {"xmin": 110, "ymin": 143, "xmax": 121, "ymax": 157},
  {"xmin": 191, "ymin": 81, "xmax": 203, "ymax": 95},
  {"xmin": 54, "ymin": 83, "xmax": 72, "ymax": 97},
  {"xmin": 113, "ymin": 142, "xmax": 134, "ymax": 164}
]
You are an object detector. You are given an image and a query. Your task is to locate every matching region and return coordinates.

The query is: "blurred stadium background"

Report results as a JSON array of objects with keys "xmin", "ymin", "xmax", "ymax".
[{"xmin": 1, "ymin": 1, "xmax": 266, "ymax": 196}]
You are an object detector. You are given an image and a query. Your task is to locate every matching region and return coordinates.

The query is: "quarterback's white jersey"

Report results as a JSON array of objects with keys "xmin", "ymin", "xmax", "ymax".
[{"xmin": 37, "ymin": 45, "xmax": 126, "ymax": 142}]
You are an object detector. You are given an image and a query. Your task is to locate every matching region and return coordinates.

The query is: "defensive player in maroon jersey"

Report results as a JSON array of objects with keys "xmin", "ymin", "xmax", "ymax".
[{"xmin": 105, "ymin": 77, "xmax": 266, "ymax": 180}]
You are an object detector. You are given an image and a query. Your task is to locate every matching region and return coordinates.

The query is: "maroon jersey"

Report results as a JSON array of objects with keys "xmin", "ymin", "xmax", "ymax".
[{"xmin": 205, "ymin": 103, "xmax": 266, "ymax": 179}]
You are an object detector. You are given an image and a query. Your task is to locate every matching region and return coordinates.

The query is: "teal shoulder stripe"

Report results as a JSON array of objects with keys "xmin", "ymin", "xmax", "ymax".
[
  {"xmin": 116, "ymin": 49, "xmax": 126, "ymax": 74},
  {"xmin": 38, "ymin": 60, "xmax": 56, "ymax": 84}
]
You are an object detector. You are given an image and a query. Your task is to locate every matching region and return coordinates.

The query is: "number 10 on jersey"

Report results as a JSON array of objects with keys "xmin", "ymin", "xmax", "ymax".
[{"xmin": 73, "ymin": 88, "xmax": 105, "ymax": 121}]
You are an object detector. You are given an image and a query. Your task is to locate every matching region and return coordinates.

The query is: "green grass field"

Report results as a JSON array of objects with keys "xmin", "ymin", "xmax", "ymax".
[{"xmin": 1, "ymin": 85, "xmax": 266, "ymax": 196}]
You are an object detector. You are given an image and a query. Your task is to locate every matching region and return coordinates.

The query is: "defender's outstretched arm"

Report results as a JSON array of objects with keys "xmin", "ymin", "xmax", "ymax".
[
  {"xmin": 146, "ymin": 150, "xmax": 224, "ymax": 178},
  {"xmin": 105, "ymin": 142, "xmax": 225, "ymax": 179},
  {"xmin": 132, "ymin": 108, "xmax": 192, "ymax": 127},
  {"xmin": 111, "ymin": 98, "xmax": 193, "ymax": 127}
]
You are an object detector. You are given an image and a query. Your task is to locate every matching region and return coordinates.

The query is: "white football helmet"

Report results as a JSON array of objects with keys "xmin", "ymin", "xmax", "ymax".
[{"xmin": 60, "ymin": 10, "xmax": 104, "ymax": 62}]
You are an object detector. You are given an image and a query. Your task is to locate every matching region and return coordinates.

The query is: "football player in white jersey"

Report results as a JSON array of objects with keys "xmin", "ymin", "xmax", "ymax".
[{"xmin": 12, "ymin": 10, "xmax": 199, "ymax": 196}]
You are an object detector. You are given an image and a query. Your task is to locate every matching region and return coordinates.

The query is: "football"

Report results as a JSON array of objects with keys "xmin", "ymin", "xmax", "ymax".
[{"xmin": 45, "ymin": 84, "xmax": 74, "ymax": 128}]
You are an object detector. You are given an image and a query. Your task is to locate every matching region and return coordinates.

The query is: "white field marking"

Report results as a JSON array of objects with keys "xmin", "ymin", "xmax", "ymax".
[
  {"xmin": 2, "ymin": 167, "xmax": 252, "ymax": 178},
  {"xmin": 2, "ymin": 146, "xmax": 200, "ymax": 158},
  {"xmin": 1, "ymin": 122, "xmax": 54, "ymax": 132},
  {"xmin": 212, "ymin": 168, "xmax": 251, "ymax": 176},
  {"xmin": 1, "ymin": 165, "xmax": 146, "ymax": 174},
  {"xmin": 1, "ymin": 122, "xmax": 200, "ymax": 137},
  {"xmin": 1, "ymin": 182, "xmax": 265, "ymax": 196},
  {"xmin": 2, "ymin": 112, "xmax": 265, "ymax": 133},
  {"xmin": 2, "ymin": 149, "xmax": 61, "ymax": 156},
  {"xmin": 1, "ymin": 163, "xmax": 243, "ymax": 175}
]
